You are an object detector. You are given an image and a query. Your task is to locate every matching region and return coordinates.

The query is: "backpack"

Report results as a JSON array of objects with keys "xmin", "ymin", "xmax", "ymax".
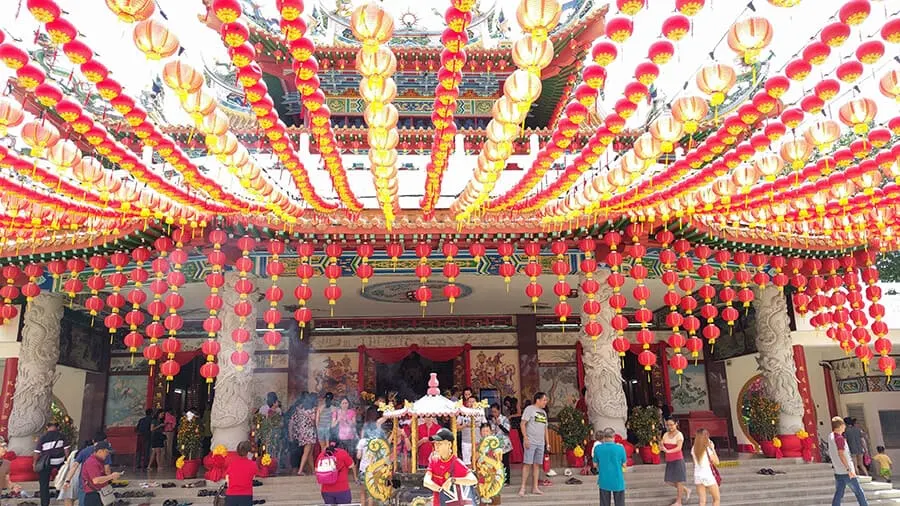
[{"xmin": 315, "ymin": 452, "xmax": 340, "ymax": 485}]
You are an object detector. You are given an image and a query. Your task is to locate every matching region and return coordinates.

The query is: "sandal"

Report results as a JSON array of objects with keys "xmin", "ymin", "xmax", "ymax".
[
  {"xmin": 539, "ymin": 479, "xmax": 553, "ymax": 487},
  {"xmin": 564, "ymin": 477, "xmax": 582, "ymax": 485}
]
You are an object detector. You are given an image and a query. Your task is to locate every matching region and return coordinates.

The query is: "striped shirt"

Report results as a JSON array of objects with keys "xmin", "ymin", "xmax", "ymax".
[{"xmin": 34, "ymin": 430, "xmax": 69, "ymax": 466}]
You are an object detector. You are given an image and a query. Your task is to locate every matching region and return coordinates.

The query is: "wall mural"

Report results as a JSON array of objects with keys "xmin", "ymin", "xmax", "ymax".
[
  {"xmin": 538, "ymin": 364, "xmax": 579, "ymax": 419},
  {"xmin": 252, "ymin": 372, "xmax": 288, "ymax": 413},
  {"xmin": 469, "ymin": 349, "xmax": 519, "ymax": 402},
  {"xmin": 104, "ymin": 375, "xmax": 147, "ymax": 428},
  {"xmin": 668, "ymin": 349, "xmax": 709, "ymax": 414},
  {"xmin": 308, "ymin": 352, "xmax": 359, "ymax": 397}
]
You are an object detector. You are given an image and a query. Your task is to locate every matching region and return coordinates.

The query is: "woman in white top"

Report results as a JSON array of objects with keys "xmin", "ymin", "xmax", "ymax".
[{"xmin": 692, "ymin": 428, "xmax": 721, "ymax": 506}]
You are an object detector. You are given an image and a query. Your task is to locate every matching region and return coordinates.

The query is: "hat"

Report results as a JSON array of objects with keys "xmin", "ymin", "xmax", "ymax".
[
  {"xmin": 430, "ymin": 428, "xmax": 455, "ymax": 442},
  {"xmin": 94, "ymin": 441, "xmax": 112, "ymax": 451}
]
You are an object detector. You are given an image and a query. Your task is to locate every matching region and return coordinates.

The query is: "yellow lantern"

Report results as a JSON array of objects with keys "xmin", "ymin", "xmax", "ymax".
[
  {"xmin": 731, "ymin": 164, "xmax": 759, "ymax": 193},
  {"xmin": 74, "ymin": 156, "xmax": 105, "ymax": 186},
  {"xmin": 754, "ymin": 154, "xmax": 785, "ymax": 182},
  {"xmin": 512, "ymin": 35, "xmax": 554, "ymax": 75},
  {"xmin": 838, "ymin": 97, "xmax": 877, "ymax": 135},
  {"xmin": 105, "ymin": 0, "xmax": 155, "ymax": 22},
  {"xmin": 181, "ymin": 90, "xmax": 215, "ymax": 121},
  {"xmin": 802, "ymin": 119, "xmax": 841, "ymax": 152},
  {"xmin": 350, "ymin": 3, "xmax": 394, "ymax": 53},
  {"xmin": 364, "ymin": 103, "xmax": 399, "ymax": 131},
  {"xmin": 133, "ymin": 19, "xmax": 179, "ymax": 60},
  {"xmin": 671, "ymin": 96, "xmax": 708, "ymax": 134},
  {"xmin": 879, "ymin": 69, "xmax": 900, "ymax": 102},
  {"xmin": 727, "ymin": 17, "xmax": 774, "ymax": 64},
  {"xmin": 696, "ymin": 64, "xmax": 736, "ymax": 106},
  {"xmin": 778, "ymin": 137, "xmax": 812, "ymax": 171},
  {"xmin": 200, "ymin": 110, "xmax": 230, "ymax": 145},
  {"xmin": 649, "ymin": 114, "xmax": 684, "ymax": 153},
  {"xmin": 504, "ymin": 69, "xmax": 543, "ymax": 106},
  {"xmin": 48, "ymin": 139, "xmax": 82, "ymax": 171},
  {"xmin": 517, "ymin": 0, "xmax": 562, "ymax": 42},
  {"xmin": 0, "ymin": 97, "xmax": 25, "ymax": 136},
  {"xmin": 21, "ymin": 120, "xmax": 61, "ymax": 157},
  {"xmin": 162, "ymin": 60, "xmax": 204, "ymax": 98},
  {"xmin": 355, "ymin": 47, "xmax": 397, "ymax": 83},
  {"xmin": 359, "ymin": 77, "xmax": 397, "ymax": 108},
  {"xmin": 368, "ymin": 129, "xmax": 399, "ymax": 151},
  {"xmin": 633, "ymin": 134, "xmax": 662, "ymax": 163},
  {"xmin": 492, "ymin": 98, "xmax": 527, "ymax": 126}
]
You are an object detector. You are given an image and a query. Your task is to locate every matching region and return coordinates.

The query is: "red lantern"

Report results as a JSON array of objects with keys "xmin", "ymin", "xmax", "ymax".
[
  {"xmin": 670, "ymin": 353, "xmax": 689, "ymax": 376},
  {"xmin": 468, "ymin": 242, "xmax": 486, "ymax": 262},
  {"xmin": 231, "ymin": 350, "xmax": 250, "ymax": 370},
  {"xmin": 638, "ymin": 350, "xmax": 657, "ymax": 371}
]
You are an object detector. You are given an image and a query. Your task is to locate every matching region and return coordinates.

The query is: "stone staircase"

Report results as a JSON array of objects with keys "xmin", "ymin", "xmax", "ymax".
[{"xmin": 5, "ymin": 459, "xmax": 898, "ymax": 505}]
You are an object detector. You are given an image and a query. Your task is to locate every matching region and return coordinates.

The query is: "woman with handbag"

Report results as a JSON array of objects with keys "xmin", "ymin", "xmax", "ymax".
[
  {"xmin": 80, "ymin": 442, "xmax": 121, "ymax": 506},
  {"xmin": 691, "ymin": 428, "xmax": 721, "ymax": 506}
]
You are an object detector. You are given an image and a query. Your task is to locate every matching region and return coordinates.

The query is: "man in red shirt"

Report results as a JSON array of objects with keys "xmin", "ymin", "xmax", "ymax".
[
  {"xmin": 424, "ymin": 428, "xmax": 478, "ymax": 506},
  {"xmin": 317, "ymin": 442, "xmax": 355, "ymax": 505}
]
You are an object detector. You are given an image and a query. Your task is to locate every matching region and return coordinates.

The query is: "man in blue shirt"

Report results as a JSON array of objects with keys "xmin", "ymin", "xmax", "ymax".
[{"xmin": 592, "ymin": 428, "xmax": 627, "ymax": 506}]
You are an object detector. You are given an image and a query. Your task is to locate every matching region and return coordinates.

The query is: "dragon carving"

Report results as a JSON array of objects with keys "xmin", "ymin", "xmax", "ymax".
[
  {"xmin": 210, "ymin": 272, "xmax": 258, "ymax": 450},
  {"xmin": 754, "ymin": 286, "xmax": 805, "ymax": 433},
  {"xmin": 475, "ymin": 435, "xmax": 505, "ymax": 500},
  {"xmin": 8, "ymin": 293, "xmax": 64, "ymax": 453},
  {"xmin": 363, "ymin": 438, "xmax": 393, "ymax": 503},
  {"xmin": 578, "ymin": 271, "xmax": 628, "ymax": 435}
]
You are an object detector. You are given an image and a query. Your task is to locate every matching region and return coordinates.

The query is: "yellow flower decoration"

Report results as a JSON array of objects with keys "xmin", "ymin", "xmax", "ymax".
[
  {"xmin": 212, "ymin": 444, "xmax": 228, "ymax": 456},
  {"xmin": 772, "ymin": 436, "xmax": 782, "ymax": 448},
  {"xmin": 175, "ymin": 456, "xmax": 185, "ymax": 469},
  {"xmin": 650, "ymin": 442, "xmax": 660, "ymax": 455},
  {"xmin": 261, "ymin": 454, "xmax": 272, "ymax": 467},
  {"xmin": 573, "ymin": 445, "xmax": 584, "ymax": 458},
  {"xmin": 796, "ymin": 430, "xmax": 809, "ymax": 440}
]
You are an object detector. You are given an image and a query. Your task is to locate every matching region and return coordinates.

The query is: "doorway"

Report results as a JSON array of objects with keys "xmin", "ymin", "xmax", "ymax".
[{"xmin": 375, "ymin": 352, "xmax": 454, "ymax": 401}]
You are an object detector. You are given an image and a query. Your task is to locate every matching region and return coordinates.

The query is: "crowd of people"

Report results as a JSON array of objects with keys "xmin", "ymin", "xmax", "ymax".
[{"xmin": 21, "ymin": 392, "xmax": 892, "ymax": 506}]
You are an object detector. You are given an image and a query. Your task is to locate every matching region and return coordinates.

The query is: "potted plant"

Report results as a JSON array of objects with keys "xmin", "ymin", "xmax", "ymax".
[
  {"xmin": 627, "ymin": 406, "xmax": 661, "ymax": 464},
  {"xmin": 176, "ymin": 413, "xmax": 203, "ymax": 479},
  {"xmin": 554, "ymin": 406, "xmax": 591, "ymax": 467},
  {"xmin": 746, "ymin": 393, "xmax": 780, "ymax": 458}
]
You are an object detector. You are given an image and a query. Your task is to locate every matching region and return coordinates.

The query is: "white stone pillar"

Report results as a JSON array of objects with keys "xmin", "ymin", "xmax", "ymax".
[
  {"xmin": 578, "ymin": 269, "xmax": 628, "ymax": 436},
  {"xmin": 210, "ymin": 272, "xmax": 259, "ymax": 450},
  {"xmin": 7, "ymin": 293, "xmax": 64, "ymax": 454},
  {"xmin": 753, "ymin": 285, "xmax": 804, "ymax": 434}
]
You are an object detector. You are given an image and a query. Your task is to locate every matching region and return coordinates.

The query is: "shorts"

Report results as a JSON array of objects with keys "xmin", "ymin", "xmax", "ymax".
[
  {"xmin": 523, "ymin": 445, "xmax": 543, "ymax": 465},
  {"xmin": 225, "ymin": 496, "xmax": 253, "ymax": 506},
  {"xmin": 322, "ymin": 489, "xmax": 353, "ymax": 504}
]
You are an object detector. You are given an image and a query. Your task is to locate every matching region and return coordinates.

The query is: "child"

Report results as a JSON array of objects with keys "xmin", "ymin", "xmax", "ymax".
[
  {"xmin": 873, "ymin": 446, "xmax": 893, "ymax": 483},
  {"xmin": 356, "ymin": 438, "xmax": 373, "ymax": 506}
]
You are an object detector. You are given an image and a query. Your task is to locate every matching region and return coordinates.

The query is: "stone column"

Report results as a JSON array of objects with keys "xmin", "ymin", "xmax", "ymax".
[
  {"xmin": 210, "ymin": 272, "xmax": 259, "ymax": 450},
  {"xmin": 7, "ymin": 293, "xmax": 64, "ymax": 454},
  {"xmin": 578, "ymin": 269, "xmax": 627, "ymax": 436},
  {"xmin": 753, "ymin": 285, "xmax": 804, "ymax": 434}
]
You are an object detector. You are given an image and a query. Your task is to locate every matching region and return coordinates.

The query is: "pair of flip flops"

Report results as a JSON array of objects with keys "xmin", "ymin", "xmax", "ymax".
[
  {"xmin": 564, "ymin": 477, "xmax": 583, "ymax": 485},
  {"xmin": 757, "ymin": 468, "xmax": 785, "ymax": 475}
]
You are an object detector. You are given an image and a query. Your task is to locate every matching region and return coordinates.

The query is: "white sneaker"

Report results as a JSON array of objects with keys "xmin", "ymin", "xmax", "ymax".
[{"xmin": 546, "ymin": 469, "xmax": 558, "ymax": 477}]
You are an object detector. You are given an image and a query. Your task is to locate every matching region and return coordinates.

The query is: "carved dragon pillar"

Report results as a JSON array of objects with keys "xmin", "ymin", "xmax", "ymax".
[
  {"xmin": 7, "ymin": 293, "xmax": 64, "ymax": 454},
  {"xmin": 210, "ymin": 272, "xmax": 259, "ymax": 451},
  {"xmin": 578, "ymin": 269, "xmax": 627, "ymax": 436},
  {"xmin": 753, "ymin": 286, "xmax": 805, "ymax": 436}
]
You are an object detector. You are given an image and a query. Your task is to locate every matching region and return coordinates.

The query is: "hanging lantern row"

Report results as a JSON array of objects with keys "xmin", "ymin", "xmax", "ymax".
[
  {"xmin": 269, "ymin": 0, "xmax": 362, "ymax": 213},
  {"xmin": 18, "ymin": 8, "xmax": 244, "ymax": 220},
  {"xmin": 500, "ymin": 2, "xmax": 704, "ymax": 215},
  {"xmin": 421, "ymin": 1, "xmax": 475, "ymax": 217},
  {"xmin": 350, "ymin": 2, "xmax": 401, "ymax": 228},
  {"xmin": 451, "ymin": 0, "xmax": 563, "ymax": 222}
]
